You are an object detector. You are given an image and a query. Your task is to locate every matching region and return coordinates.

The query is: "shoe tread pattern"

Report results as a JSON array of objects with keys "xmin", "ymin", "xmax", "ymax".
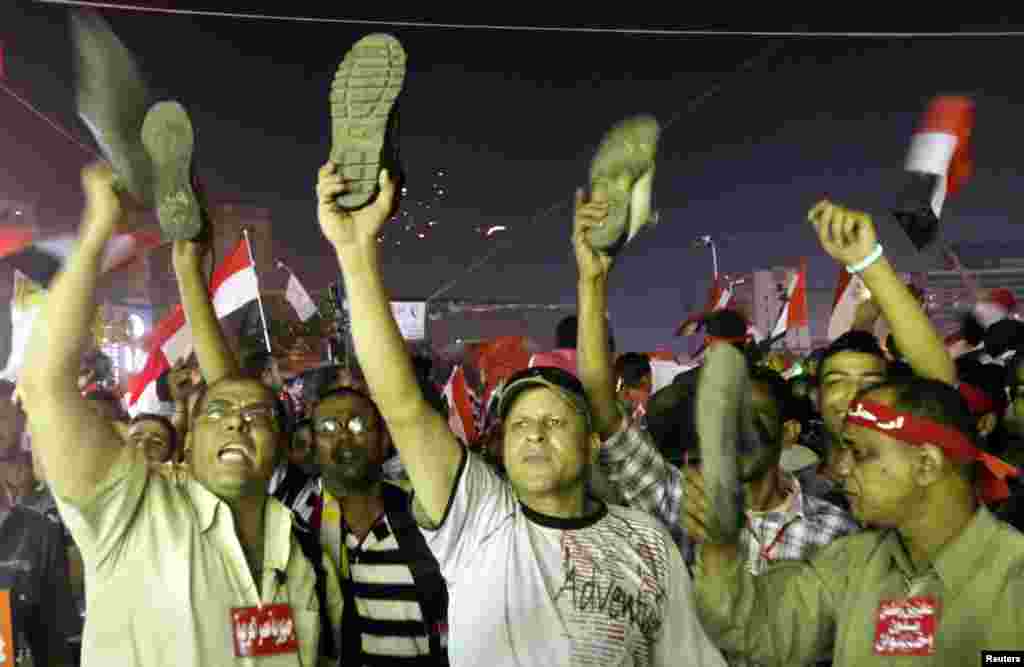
[{"xmin": 330, "ymin": 34, "xmax": 406, "ymax": 210}]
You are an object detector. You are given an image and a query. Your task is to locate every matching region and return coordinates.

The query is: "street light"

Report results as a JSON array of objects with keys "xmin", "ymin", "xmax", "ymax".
[{"xmin": 692, "ymin": 235, "xmax": 720, "ymax": 278}]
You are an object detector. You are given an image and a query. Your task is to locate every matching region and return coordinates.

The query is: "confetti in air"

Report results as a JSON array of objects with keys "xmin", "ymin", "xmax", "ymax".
[{"xmin": 376, "ymin": 168, "xmax": 514, "ymax": 246}]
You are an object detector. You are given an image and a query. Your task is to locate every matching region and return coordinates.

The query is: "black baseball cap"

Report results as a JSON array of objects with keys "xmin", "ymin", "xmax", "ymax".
[{"xmin": 496, "ymin": 367, "xmax": 592, "ymax": 428}]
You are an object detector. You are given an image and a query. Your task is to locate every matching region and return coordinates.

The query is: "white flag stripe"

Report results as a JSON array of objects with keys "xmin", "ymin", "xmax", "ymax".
[
  {"xmin": 906, "ymin": 131, "xmax": 957, "ymax": 217},
  {"xmin": 127, "ymin": 380, "xmax": 173, "ymax": 419},
  {"xmin": 285, "ymin": 274, "xmax": 318, "ymax": 322},
  {"xmin": 211, "ymin": 266, "xmax": 259, "ymax": 318},
  {"xmin": 443, "ymin": 381, "xmax": 467, "ymax": 443},
  {"xmin": 827, "ymin": 274, "xmax": 866, "ymax": 342},
  {"xmin": 0, "ymin": 274, "xmax": 43, "ymax": 383},
  {"xmin": 905, "ymin": 131, "xmax": 957, "ymax": 177},
  {"xmin": 650, "ymin": 359, "xmax": 687, "ymax": 393},
  {"xmin": 100, "ymin": 235, "xmax": 140, "ymax": 272},
  {"xmin": 714, "ymin": 287, "xmax": 732, "ymax": 311},
  {"xmin": 31, "ymin": 237, "xmax": 77, "ymax": 259},
  {"xmin": 771, "ymin": 270, "xmax": 799, "ymax": 340},
  {"xmin": 771, "ymin": 302, "xmax": 790, "ymax": 341},
  {"xmin": 974, "ymin": 302, "xmax": 1009, "ymax": 329},
  {"xmin": 160, "ymin": 322, "xmax": 193, "ymax": 365}
]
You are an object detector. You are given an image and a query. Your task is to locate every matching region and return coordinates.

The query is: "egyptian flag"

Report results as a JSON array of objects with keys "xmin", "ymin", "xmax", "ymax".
[
  {"xmin": 893, "ymin": 96, "xmax": 975, "ymax": 252},
  {"xmin": 675, "ymin": 276, "xmax": 734, "ymax": 337},
  {"xmin": 826, "ymin": 267, "xmax": 868, "ymax": 342},
  {"xmin": 126, "ymin": 236, "xmax": 260, "ymax": 415},
  {"xmin": 768, "ymin": 259, "xmax": 808, "ymax": 346},
  {"xmin": 951, "ymin": 287, "xmax": 1018, "ymax": 353},
  {"xmin": 442, "ymin": 365, "xmax": 479, "ymax": 445},
  {"xmin": 0, "ymin": 224, "xmax": 162, "ymax": 286},
  {"xmin": 974, "ymin": 288, "xmax": 1017, "ymax": 329}
]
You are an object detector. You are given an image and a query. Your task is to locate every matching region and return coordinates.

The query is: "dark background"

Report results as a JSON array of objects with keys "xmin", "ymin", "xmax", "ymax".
[{"xmin": 3, "ymin": 3, "xmax": 1023, "ymax": 353}]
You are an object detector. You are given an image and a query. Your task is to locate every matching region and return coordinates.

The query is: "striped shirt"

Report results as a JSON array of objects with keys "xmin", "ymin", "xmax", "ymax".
[{"xmin": 320, "ymin": 489, "xmax": 439, "ymax": 667}]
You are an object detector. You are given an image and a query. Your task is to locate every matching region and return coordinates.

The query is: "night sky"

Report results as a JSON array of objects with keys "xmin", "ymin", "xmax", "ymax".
[{"xmin": 4, "ymin": 3, "xmax": 1024, "ymax": 353}]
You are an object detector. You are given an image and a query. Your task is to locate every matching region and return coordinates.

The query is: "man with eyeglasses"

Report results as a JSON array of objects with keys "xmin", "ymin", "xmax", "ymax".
[
  {"xmin": 303, "ymin": 386, "xmax": 449, "ymax": 666},
  {"xmin": 18, "ymin": 164, "xmax": 340, "ymax": 666}
]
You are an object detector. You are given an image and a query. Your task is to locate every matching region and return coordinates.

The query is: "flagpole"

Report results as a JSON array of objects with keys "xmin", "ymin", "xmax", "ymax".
[{"xmin": 241, "ymin": 228, "xmax": 273, "ymax": 354}]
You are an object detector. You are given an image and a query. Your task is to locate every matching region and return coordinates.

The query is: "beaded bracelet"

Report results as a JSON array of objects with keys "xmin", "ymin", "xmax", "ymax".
[{"xmin": 847, "ymin": 243, "xmax": 884, "ymax": 274}]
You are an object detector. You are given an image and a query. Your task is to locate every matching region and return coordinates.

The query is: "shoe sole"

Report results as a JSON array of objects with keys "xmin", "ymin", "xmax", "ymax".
[
  {"xmin": 329, "ymin": 34, "xmax": 406, "ymax": 210},
  {"xmin": 141, "ymin": 101, "xmax": 202, "ymax": 241},
  {"xmin": 587, "ymin": 115, "xmax": 660, "ymax": 251},
  {"xmin": 695, "ymin": 343, "xmax": 748, "ymax": 543}
]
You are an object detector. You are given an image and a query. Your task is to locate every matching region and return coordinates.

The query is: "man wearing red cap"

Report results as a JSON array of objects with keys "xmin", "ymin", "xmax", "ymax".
[{"xmin": 693, "ymin": 372, "xmax": 1024, "ymax": 664}]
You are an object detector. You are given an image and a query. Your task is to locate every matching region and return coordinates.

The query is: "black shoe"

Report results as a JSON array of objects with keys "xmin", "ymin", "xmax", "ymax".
[
  {"xmin": 329, "ymin": 34, "xmax": 406, "ymax": 210},
  {"xmin": 141, "ymin": 101, "xmax": 203, "ymax": 241},
  {"xmin": 71, "ymin": 9, "xmax": 154, "ymax": 206}
]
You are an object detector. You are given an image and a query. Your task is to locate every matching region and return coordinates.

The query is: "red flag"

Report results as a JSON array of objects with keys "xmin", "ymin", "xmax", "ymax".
[
  {"xmin": 0, "ymin": 226, "xmax": 162, "ymax": 286},
  {"xmin": 832, "ymin": 267, "xmax": 852, "ymax": 311},
  {"xmin": 443, "ymin": 365, "xmax": 479, "ymax": 445},
  {"xmin": 675, "ymin": 276, "xmax": 735, "ymax": 336},
  {"xmin": 895, "ymin": 96, "xmax": 975, "ymax": 251},
  {"xmin": 469, "ymin": 336, "xmax": 532, "ymax": 404},
  {"xmin": 916, "ymin": 96, "xmax": 974, "ymax": 202},
  {"xmin": 789, "ymin": 258, "xmax": 809, "ymax": 328},
  {"xmin": 770, "ymin": 259, "xmax": 808, "ymax": 341}
]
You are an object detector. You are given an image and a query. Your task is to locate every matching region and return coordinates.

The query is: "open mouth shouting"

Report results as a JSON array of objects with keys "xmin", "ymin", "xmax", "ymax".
[{"xmin": 217, "ymin": 441, "xmax": 256, "ymax": 468}]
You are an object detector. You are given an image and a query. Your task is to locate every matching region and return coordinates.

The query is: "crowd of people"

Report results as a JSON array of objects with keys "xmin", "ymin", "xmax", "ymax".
[{"xmin": 1, "ymin": 11, "xmax": 1022, "ymax": 667}]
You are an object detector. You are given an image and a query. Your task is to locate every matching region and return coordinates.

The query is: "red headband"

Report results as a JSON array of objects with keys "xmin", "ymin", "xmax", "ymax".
[
  {"xmin": 706, "ymin": 335, "xmax": 749, "ymax": 345},
  {"xmin": 957, "ymin": 382, "xmax": 1001, "ymax": 417},
  {"xmin": 845, "ymin": 400, "xmax": 1020, "ymax": 504}
]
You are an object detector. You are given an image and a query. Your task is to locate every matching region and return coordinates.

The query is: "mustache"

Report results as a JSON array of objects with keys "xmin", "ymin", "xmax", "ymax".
[{"xmin": 329, "ymin": 447, "xmax": 369, "ymax": 466}]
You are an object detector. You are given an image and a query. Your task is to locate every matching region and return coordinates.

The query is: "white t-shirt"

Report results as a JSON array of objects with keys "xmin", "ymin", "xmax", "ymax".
[{"xmin": 421, "ymin": 451, "xmax": 727, "ymax": 667}]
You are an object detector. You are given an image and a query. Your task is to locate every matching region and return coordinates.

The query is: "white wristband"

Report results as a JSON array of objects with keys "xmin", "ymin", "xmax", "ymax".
[{"xmin": 847, "ymin": 243, "xmax": 884, "ymax": 274}]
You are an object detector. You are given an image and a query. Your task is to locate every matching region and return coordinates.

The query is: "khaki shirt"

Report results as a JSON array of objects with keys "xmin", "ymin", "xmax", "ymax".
[
  {"xmin": 696, "ymin": 506, "xmax": 1024, "ymax": 665},
  {"xmin": 53, "ymin": 447, "xmax": 342, "ymax": 667}
]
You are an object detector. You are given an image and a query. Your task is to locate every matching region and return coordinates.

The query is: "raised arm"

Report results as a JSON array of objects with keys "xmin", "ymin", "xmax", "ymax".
[
  {"xmin": 316, "ymin": 163, "xmax": 461, "ymax": 525},
  {"xmin": 809, "ymin": 201, "xmax": 955, "ymax": 384},
  {"xmin": 18, "ymin": 164, "xmax": 128, "ymax": 502},
  {"xmin": 688, "ymin": 464, "xmax": 841, "ymax": 666},
  {"xmin": 572, "ymin": 189, "xmax": 622, "ymax": 439},
  {"xmin": 172, "ymin": 236, "xmax": 239, "ymax": 385}
]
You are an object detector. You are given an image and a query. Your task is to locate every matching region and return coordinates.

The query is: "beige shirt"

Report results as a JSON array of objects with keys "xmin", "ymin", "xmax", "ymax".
[
  {"xmin": 696, "ymin": 506, "xmax": 1024, "ymax": 665},
  {"xmin": 54, "ymin": 447, "xmax": 342, "ymax": 667}
]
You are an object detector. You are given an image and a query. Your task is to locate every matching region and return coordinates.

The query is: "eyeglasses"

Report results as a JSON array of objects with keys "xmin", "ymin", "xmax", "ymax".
[
  {"xmin": 201, "ymin": 403, "xmax": 277, "ymax": 428},
  {"xmin": 314, "ymin": 415, "xmax": 371, "ymax": 436}
]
